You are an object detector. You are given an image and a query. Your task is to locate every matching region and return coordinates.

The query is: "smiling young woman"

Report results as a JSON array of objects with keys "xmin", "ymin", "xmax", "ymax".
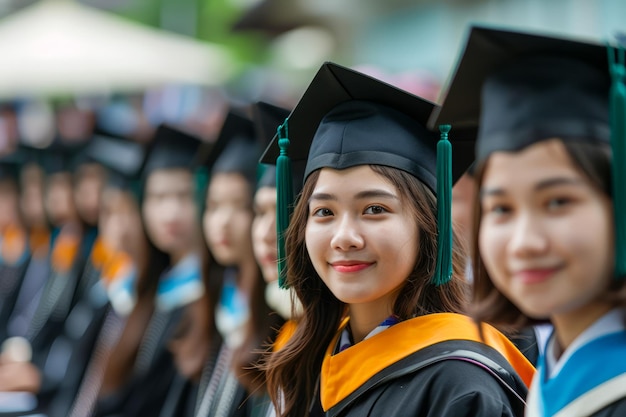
[
  {"xmin": 258, "ymin": 62, "xmax": 535, "ymax": 417},
  {"xmin": 434, "ymin": 26, "xmax": 626, "ymax": 416}
]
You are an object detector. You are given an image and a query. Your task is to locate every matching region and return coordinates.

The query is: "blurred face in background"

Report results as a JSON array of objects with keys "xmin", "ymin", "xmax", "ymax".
[
  {"xmin": 0, "ymin": 180, "xmax": 20, "ymax": 231},
  {"xmin": 143, "ymin": 168, "xmax": 198, "ymax": 258},
  {"xmin": 204, "ymin": 172, "xmax": 255, "ymax": 267},
  {"xmin": 74, "ymin": 163, "xmax": 105, "ymax": 227},
  {"xmin": 252, "ymin": 186, "xmax": 278, "ymax": 283},
  {"xmin": 45, "ymin": 172, "xmax": 78, "ymax": 227},
  {"xmin": 20, "ymin": 164, "xmax": 46, "ymax": 229},
  {"xmin": 452, "ymin": 172, "xmax": 477, "ymax": 251},
  {"xmin": 99, "ymin": 186, "xmax": 146, "ymax": 261}
]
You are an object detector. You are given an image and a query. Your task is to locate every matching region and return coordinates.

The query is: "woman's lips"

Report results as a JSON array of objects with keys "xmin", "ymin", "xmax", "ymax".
[
  {"xmin": 260, "ymin": 254, "xmax": 277, "ymax": 266},
  {"xmin": 514, "ymin": 267, "xmax": 561, "ymax": 284},
  {"xmin": 331, "ymin": 261, "xmax": 374, "ymax": 273}
]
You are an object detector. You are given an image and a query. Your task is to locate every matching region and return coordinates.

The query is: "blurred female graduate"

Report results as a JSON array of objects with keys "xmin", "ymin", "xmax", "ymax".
[
  {"xmin": 259, "ymin": 62, "xmax": 535, "ymax": 417},
  {"xmin": 433, "ymin": 26, "xmax": 626, "ymax": 417}
]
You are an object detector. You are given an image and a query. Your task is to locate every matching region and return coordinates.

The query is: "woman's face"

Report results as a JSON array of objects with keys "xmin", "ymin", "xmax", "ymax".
[
  {"xmin": 252, "ymin": 186, "xmax": 278, "ymax": 283},
  {"xmin": 99, "ymin": 187, "xmax": 144, "ymax": 255},
  {"xmin": 452, "ymin": 171, "xmax": 477, "ymax": 250},
  {"xmin": 305, "ymin": 165, "xmax": 418, "ymax": 312},
  {"xmin": 204, "ymin": 172, "xmax": 255, "ymax": 267},
  {"xmin": 142, "ymin": 168, "xmax": 198, "ymax": 255},
  {"xmin": 479, "ymin": 139, "xmax": 614, "ymax": 320},
  {"xmin": 45, "ymin": 173, "xmax": 78, "ymax": 226},
  {"xmin": 20, "ymin": 165, "xmax": 46, "ymax": 228},
  {"xmin": 74, "ymin": 163, "xmax": 105, "ymax": 227}
]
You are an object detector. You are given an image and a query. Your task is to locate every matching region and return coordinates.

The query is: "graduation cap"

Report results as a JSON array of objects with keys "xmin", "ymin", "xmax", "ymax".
[
  {"xmin": 18, "ymin": 144, "xmax": 45, "ymax": 168},
  {"xmin": 261, "ymin": 62, "xmax": 475, "ymax": 287},
  {"xmin": 253, "ymin": 101, "xmax": 309, "ymax": 192},
  {"xmin": 430, "ymin": 25, "xmax": 610, "ymax": 160},
  {"xmin": 82, "ymin": 135, "xmax": 146, "ymax": 192},
  {"xmin": 202, "ymin": 110, "xmax": 260, "ymax": 187},
  {"xmin": 0, "ymin": 150, "xmax": 25, "ymax": 182},
  {"xmin": 142, "ymin": 124, "xmax": 203, "ymax": 177},
  {"xmin": 431, "ymin": 25, "xmax": 626, "ymax": 278},
  {"xmin": 39, "ymin": 141, "xmax": 85, "ymax": 176}
]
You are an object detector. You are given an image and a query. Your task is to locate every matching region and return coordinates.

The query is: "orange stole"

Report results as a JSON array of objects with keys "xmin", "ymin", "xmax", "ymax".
[
  {"xmin": 50, "ymin": 230, "xmax": 81, "ymax": 273},
  {"xmin": 320, "ymin": 312, "xmax": 535, "ymax": 411},
  {"xmin": 272, "ymin": 320, "xmax": 298, "ymax": 352},
  {"xmin": 29, "ymin": 227, "xmax": 50, "ymax": 259},
  {"xmin": 90, "ymin": 238, "xmax": 110, "ymax": 270},
  {"xmin": 101, "ymin": 250, "xmax": 134, "ymax": 286},
  {"xmin": 1, "ymin": 224, "xmax": 28, "ymax": 265}
]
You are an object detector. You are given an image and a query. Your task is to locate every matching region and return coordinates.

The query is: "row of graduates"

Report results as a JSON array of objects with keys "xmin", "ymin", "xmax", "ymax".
[
  {"xmin": 0, "ymin": 103, "xmax": 301, "ymax": 416},
  {"xmin": 0, "ymin": 23, "xmax": 625, "ymax": 417}
]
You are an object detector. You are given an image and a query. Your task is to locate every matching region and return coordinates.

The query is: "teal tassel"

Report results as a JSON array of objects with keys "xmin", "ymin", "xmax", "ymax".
[
  {"xmin": 432, "ymin": 124, "xmax": 453, "ymax": 286},
  {"xmin": 608, "ymin": 43, "xmax": 626, "ymax": 279},
  {"xmin": 276, "ymin": 118, "xmax": 293, "ymax": 288},
  {"xmin": 194, "ymin": 167, "xmax": 209, "ymax": 217},
  {"xmin": 130, "ymin": 179, "xmax": 143, "ymax": 202}
]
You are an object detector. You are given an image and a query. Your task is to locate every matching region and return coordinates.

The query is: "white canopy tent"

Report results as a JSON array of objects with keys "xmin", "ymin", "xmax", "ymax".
[{"xmin": 0, "ymin": 0, "xmax": 235, "ymax": 98}]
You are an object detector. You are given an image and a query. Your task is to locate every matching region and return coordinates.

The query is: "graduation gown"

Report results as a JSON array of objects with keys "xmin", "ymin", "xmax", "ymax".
[
  {"xmin": 526, "ymin": 309, "xmax": 626, "ymax": 417},
  {"xmin": 27, "ymin": 227, "xmax": 88, "ymax": 359},
  {"xmin": 0, "ymin": 260, "xmax": 30, "ymax": 342},
  {"xmin": 157, "ymin": 335, "xmax": 224, "ymax": 417},
  {"xmin": 95, "ymin": 254, "xmax": 204, "ymax": 417},
  {"xmin": 0, "ymin": 225, "xmax": 42, "ymax": 342},
  {"xmin": 317, "ymin": 313, "xmax": 535, "ymax": 417}
]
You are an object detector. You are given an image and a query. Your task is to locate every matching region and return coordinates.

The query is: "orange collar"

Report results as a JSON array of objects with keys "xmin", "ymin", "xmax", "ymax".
[
  {"xmin": 273, "ymin": 320, "xmax": 298, "ymax": 352},
  {"xmin": 321, "ymin": 312, "xmax": 535, "ymax": 411}
]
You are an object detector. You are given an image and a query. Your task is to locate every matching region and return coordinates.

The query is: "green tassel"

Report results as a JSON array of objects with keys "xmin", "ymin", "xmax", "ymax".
[
  {"xmin": 276, "ymin": 118, "xmax": 293, "ymax": 288},
  {"xmin": 608, "ymin": 43, "xmax": 626, "ymax": 279},
  {"xmin": 432, "ymin": 124, "xmax": 453, "ymax": 286},
  {"xmin": 130, "ymin": 179, "xmax": 143, "ymax": 202},
  {"xmin": 194, "ymin": 167, "xmax": 209, "ymax": 217}
]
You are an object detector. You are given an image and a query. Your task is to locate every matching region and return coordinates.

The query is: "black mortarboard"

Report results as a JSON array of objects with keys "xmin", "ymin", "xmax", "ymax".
[
  {"xmin": 83, "ymin": 135, "xmax": 146, "ymax": 191},
  {"xmin": 142, "ymin": 124, "xmax": 203, "ymax": 177},
  {"xmin": 260, "ymin": 62, "xmax": 474, "ymax": 191},
  {"xmin": 431, "ymin": 25, "xmax": 626, "ymax": 279},
  {"xmin": 261, "ymin": 62, "xmax": 473, "ymax": 287},
  {"xmin": 0, "ymin": 150, "xmax": 25, "ymax": 182},
  {"xmin": 40, "ymin": 142, "xmax": 84, "ymax": 175},
  {"xmin": 18, "ymin": 144, "xmax": 45, "ymax": 168},
  {"xmin": 430, "ymin": 25, "xmax": 609, "ymax": 162},
  {"xmin": 203, "ymin": 110, "xmax": 260, "ymax": 186}
]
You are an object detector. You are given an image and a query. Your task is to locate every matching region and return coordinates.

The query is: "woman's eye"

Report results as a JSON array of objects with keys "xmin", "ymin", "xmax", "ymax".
[
  {"xmin": 484, "ymin": 204, "xmax": 511, "ymax": 215},
  {"xmin": 312, "ymin": 208, "xmax": 333, "ymax": 217},
  {"xmin": 546, "ymin": 197, "xmax": 571, "ymax": 209},
  {"xmin": 364, "ymin": 205, "xmax": 386, "ymax": 215}
]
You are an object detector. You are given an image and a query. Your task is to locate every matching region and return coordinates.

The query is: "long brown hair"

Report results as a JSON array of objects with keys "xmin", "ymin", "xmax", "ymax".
[
  {"xmin": 100, "ymin": 191, "xmax": 168, "ymax": 396},
  {"xmin": 231, "ymin": 266, "xmax": 285, "ymax": 396},
  {"xmin": 470, "ymin": 140, "xmax": 623, "ymax": 330},
  {"xmin": 262, "ymin": 165, "xmax": 469, "ymax": 417}
]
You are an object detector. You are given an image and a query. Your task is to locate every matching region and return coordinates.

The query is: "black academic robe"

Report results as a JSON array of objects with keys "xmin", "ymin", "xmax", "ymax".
[
  {"xmin": 27, "ymin": 247, "xmax": 88, "ymax": 361},
  {"xmin": 316, "ymin": 340, "xmax": 526, "ymax": 417},
  {"xmin": 191, "ymin": 342, "xmax": 249, "ymax": 417},
  {"xmin": 157, "ymin": 335, "xmax": 223, "ymax": 417},
  {"xmin": 0, "ymin": 260, "xmax": 30, "ymax": 341},
  {"xmin": 589, "ymin": 399, "xmax": 626, "ymax": 416},
  {"xmin": 94, "ymin": 305, "xmax": 185, "ymax": 417},
  {"xmin": 40, "ymin": 297, "xmax": 112, "ymax": 416},
  {"xmin": 509, "ymin": 326, "xmax": 540, "ymax": 367},
  {"xmin": 315, "ymin": 313, "xmax": 534, "ymax": 417}
]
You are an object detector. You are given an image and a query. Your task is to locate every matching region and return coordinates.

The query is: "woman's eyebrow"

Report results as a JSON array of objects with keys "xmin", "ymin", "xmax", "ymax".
[
  {"xmin": 309, "ymin": 189, "xmax": 398, "ymax": 204},
  {"xmin": 480, "ymin": 177, "xmax": 584, "ymax": 198}
]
